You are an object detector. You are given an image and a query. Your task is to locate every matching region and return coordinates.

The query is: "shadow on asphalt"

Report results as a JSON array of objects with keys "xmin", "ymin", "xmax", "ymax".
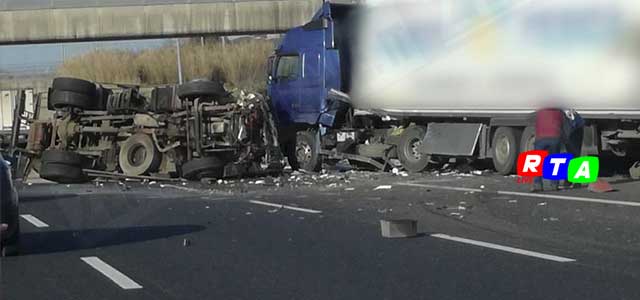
[{"xmin": 18, "ymin": 225, "xmax": 205, "ymax": 255}]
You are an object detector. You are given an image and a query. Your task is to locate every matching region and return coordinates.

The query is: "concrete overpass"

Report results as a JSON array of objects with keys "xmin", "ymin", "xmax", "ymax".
[{"xmin": 0, "ymin": 0, "xmax": 324, "ymax": 45}]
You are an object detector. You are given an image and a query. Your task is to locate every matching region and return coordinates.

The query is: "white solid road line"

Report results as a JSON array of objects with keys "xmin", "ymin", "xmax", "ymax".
[
  {"xmin": 431, "ymin": 234, "xmax": 576, "ymax": 263},
  {"xmin": 249, "ymin": 200, "xmax": 323, "ymax": 214},
  {"xmin": 81, "ymin": 257, "xmax": 143, "ymax": 290},
  {"xmin": 401, "ymin": 182, "xmax": 640, "ymax": 207},
  {"xmin": 497, "ymin": 190, "xmax": 640, "ymax": 207},
  {"xmin": 400, "ymin": 183, "xmax": 483, "ymax": 193},
  {"xmin": 20, "ymin": 214, "xmax": 49, "ymax": 228}
]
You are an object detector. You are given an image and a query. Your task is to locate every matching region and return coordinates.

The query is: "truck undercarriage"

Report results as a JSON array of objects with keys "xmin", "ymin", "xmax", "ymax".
[{"xmin": 19, "ymin": 77, "xmax": 283, "ymax": 183}]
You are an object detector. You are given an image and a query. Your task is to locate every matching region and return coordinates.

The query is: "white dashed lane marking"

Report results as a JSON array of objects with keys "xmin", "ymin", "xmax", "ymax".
[
  {"xmin": 81, "ymin": 257, "xmax": 143, "ymax": 290},
  {"xmin": 249, "ymin": 200, "xmax": 323, "ymax": 214},
  {"xmin": 431, "ymin": 234, "xmax": 576, "ymax": 263},
  {"xmin": 20, "ymin": 214, "xmax": 50, "ymax": 228}
]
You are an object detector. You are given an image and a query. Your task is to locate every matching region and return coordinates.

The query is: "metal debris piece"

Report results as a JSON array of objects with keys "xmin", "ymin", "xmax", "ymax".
[
  {"xmin": 183, "ymin": 239, "xmax": 191, "ymax": 247},
  {"xmin": 588, "ymin": 179, "xmax": 614, "ymax": 193},
  {"xmin": 538, "ymin": 202, "xmax": 547, "ymax": 206},
  {"xmin": 630, "ymin": 161, "xmax": 640, "ymax": 179},
  {"xmin": 380, "ymin": 219, "xmax": 418, "ymax": 238}
]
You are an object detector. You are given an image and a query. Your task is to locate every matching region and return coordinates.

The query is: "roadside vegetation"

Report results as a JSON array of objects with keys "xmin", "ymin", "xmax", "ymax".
[{"xmin": 56, "ymin": 39, "xmax": 275, "ymax": 92}]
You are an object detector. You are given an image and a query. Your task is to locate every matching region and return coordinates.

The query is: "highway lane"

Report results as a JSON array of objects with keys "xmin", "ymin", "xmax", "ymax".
[{"xmin": 2, "ymin": 172, "xmax": 639, "ymax": 299}]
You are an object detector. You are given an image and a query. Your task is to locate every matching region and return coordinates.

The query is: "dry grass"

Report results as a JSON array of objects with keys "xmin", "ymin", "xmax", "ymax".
[{"xmin": 57, "ymin": 39, "xmax": 275, "ymax": 91}]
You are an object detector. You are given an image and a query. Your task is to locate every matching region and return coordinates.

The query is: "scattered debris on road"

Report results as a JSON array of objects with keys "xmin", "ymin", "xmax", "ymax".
[
  {"xmin": 588, "ymin": 179, "xmax": 614, "ymax": 193},
  {"xmin": 630, "ymin": 161, "xmax": 640, "ymax": 179},
  {"xmin": 380, "ymin": 219, "xmax": 418, "ymax": 238}
]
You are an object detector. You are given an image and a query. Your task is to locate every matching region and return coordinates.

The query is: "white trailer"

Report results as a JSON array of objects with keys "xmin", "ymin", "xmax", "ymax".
[{"xmin": 349, "ymin": 0, "xmax": 640, "ymax": 173}]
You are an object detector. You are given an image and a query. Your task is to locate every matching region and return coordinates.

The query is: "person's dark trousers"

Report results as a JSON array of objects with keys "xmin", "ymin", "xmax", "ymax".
[
  {"xmin": 566, "ymin": 127, "xmax": 584, "ymax": 158},
  {"xmin": 563, "ymin": 128, "xmax": 584, "ymax": 188},
  {"xmin": 533, "ymin": 138, "xmax": 562, "ymax": 188}
]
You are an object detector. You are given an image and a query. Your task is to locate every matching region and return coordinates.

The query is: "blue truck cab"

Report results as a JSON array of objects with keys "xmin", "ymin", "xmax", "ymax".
[{"xmin": 267, "ymin": 2, "xmax": 356, "ymax": 130}]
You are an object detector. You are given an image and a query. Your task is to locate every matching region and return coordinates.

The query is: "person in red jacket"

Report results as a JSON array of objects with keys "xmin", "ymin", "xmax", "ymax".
[{"xmin": 531, "ymin": 108, "xmax": 567, "ymax": 192}]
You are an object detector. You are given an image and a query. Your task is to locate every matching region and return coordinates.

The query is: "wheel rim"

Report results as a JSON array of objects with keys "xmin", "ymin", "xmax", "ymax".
[
  {"xmin": 495, "ymin": 134, "xmax": 511, "ymax": 164},
  {"xmin": 405, "ymin": 138, "xmax": 423, "ymax": 162},
  {"xmin": 296, "ymin": 141, "xmax": 313, "ymax": 165},
  {"xmin": 128, "ymin": 144, "xmax": 147, "ymax": 167},
  {"xmin": 525, "ymin": 135, "xmax": 535, "ymax": 152}
]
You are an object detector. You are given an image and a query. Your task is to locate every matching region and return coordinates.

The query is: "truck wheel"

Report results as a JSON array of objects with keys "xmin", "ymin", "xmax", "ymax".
[
  {"xmin": 398, "ymin": 126, "xmax": 430, "ymax": 173},
  {"xmin": 49, "ymin": 90, "xmax": 93, "ymax": 110},
  {"xmin": 52, "ymin": 77, "xmax": 96, "ymax": 96},
  {"xmin": 492, "ymin": 127, "xmax": 522, "ymax": 175},
  {"xmin": 296, "ymin": 130, "xmax": 322, "ymax": 172},
  {"xmin": 181, "ymin": 156, "xmax": 225, "ymax": 180},
  {"xmin": 177, "ymin": 80, "xmax": 228, "ymax": 99},
  {"xmin": 40, "ymin": 150, "xmax": 89, "ymax": 183},
  {"xmin": 119, "ymin": 134, "xmax": 161, "ymax": 176},
  {"xmin": 520, "ymin": 126, "xmax": 536, "ymax": 153}
]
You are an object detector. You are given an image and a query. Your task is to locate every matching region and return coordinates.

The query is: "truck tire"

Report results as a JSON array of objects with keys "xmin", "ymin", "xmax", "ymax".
[
  {"xmin": 492, "ymin": 127, "xmax": 522, "ymax": 175},
  {"xmin": 95, "ymin": 86, "xmax": 112, "ymax": 111},
  {"xmin": 119, "ymin": 134, "xmax": 161, "ymax": 176},
  {"xmin": 520, "ymin": 126, "xmax": 536, "ymax": 153},
  {"xmin": 181, "ymin": 156, "xmax": 225, "ymax": 180},
  {"xmin": 397, "ymin": 126, "xmax": 430, "ymax": 173},
  {"xmin": 1, "ymin": 224, "xmax": 20, "ymax": 257},
  {"xmin": 296, "ymin": 130, "xmax": 322, "ymax": 172},
  {"xmin": 49, "ymin": 90, "xmax": 93, "ymax": 110},
  {"xmin": 40, "ymin": 150, "xmax": 89, "ymax": 183},
  {"xmin": 52, "ymin": 77, "xmax": 96, "ymax": 96},
  {"xmin": 177, "ymin": 80, "xmax": 227, "ymax": 99},
  {"xmin": 41, "ymin": 149, "xmax": 85, "ymax": 166}
]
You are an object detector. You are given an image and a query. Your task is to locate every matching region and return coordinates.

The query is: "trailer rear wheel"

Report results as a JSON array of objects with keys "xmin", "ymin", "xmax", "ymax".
[
  {"xmin": 492, "ymin": 127, "xmax": 522, "ymax": 175},
  {"xmin": 398, "ymin": 126, "xmax": 430, "ymax": 173},
  {"xmin": 181, "ymin": 156, "xmax": 225, "ymax": 180},
  {"xmin": 295, "ymin": 130, "xmax": 322, "ymax": 172},
  {"xmin": 119, "ymin": 134, "xmax": 161, "ymax": 176},
  {"xmin": 520, "ymin": 126, "xmax": 536, "ymax": 153}
]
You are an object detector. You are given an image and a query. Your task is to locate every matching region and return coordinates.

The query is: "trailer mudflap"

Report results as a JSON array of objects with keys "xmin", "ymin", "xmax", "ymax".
[{"xmin": 419, "ymin": 123, "xmax": 483, "ymax": 156}]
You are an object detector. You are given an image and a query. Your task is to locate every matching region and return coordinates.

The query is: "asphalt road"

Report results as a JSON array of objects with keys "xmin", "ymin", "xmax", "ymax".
[{"xmin": 2, "ymin": 169, "xmax": 640, "ymax": 300}]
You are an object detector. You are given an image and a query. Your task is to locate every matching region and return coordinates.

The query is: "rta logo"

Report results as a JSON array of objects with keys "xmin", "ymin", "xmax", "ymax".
[{"xmin": 516, "ymin": 150, "xmax": 599, "ymax": 183}]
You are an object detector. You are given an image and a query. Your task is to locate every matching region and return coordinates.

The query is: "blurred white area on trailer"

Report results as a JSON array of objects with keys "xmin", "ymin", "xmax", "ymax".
[{"xmin": 1, "ymin": 89, "xmax": 34, "ymax": 131}]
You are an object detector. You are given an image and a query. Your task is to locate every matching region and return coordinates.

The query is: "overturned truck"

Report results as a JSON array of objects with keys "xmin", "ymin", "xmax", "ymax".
[{"xmin": 27, "ymin": 77, "xmax": 283, "ymax": 183}]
